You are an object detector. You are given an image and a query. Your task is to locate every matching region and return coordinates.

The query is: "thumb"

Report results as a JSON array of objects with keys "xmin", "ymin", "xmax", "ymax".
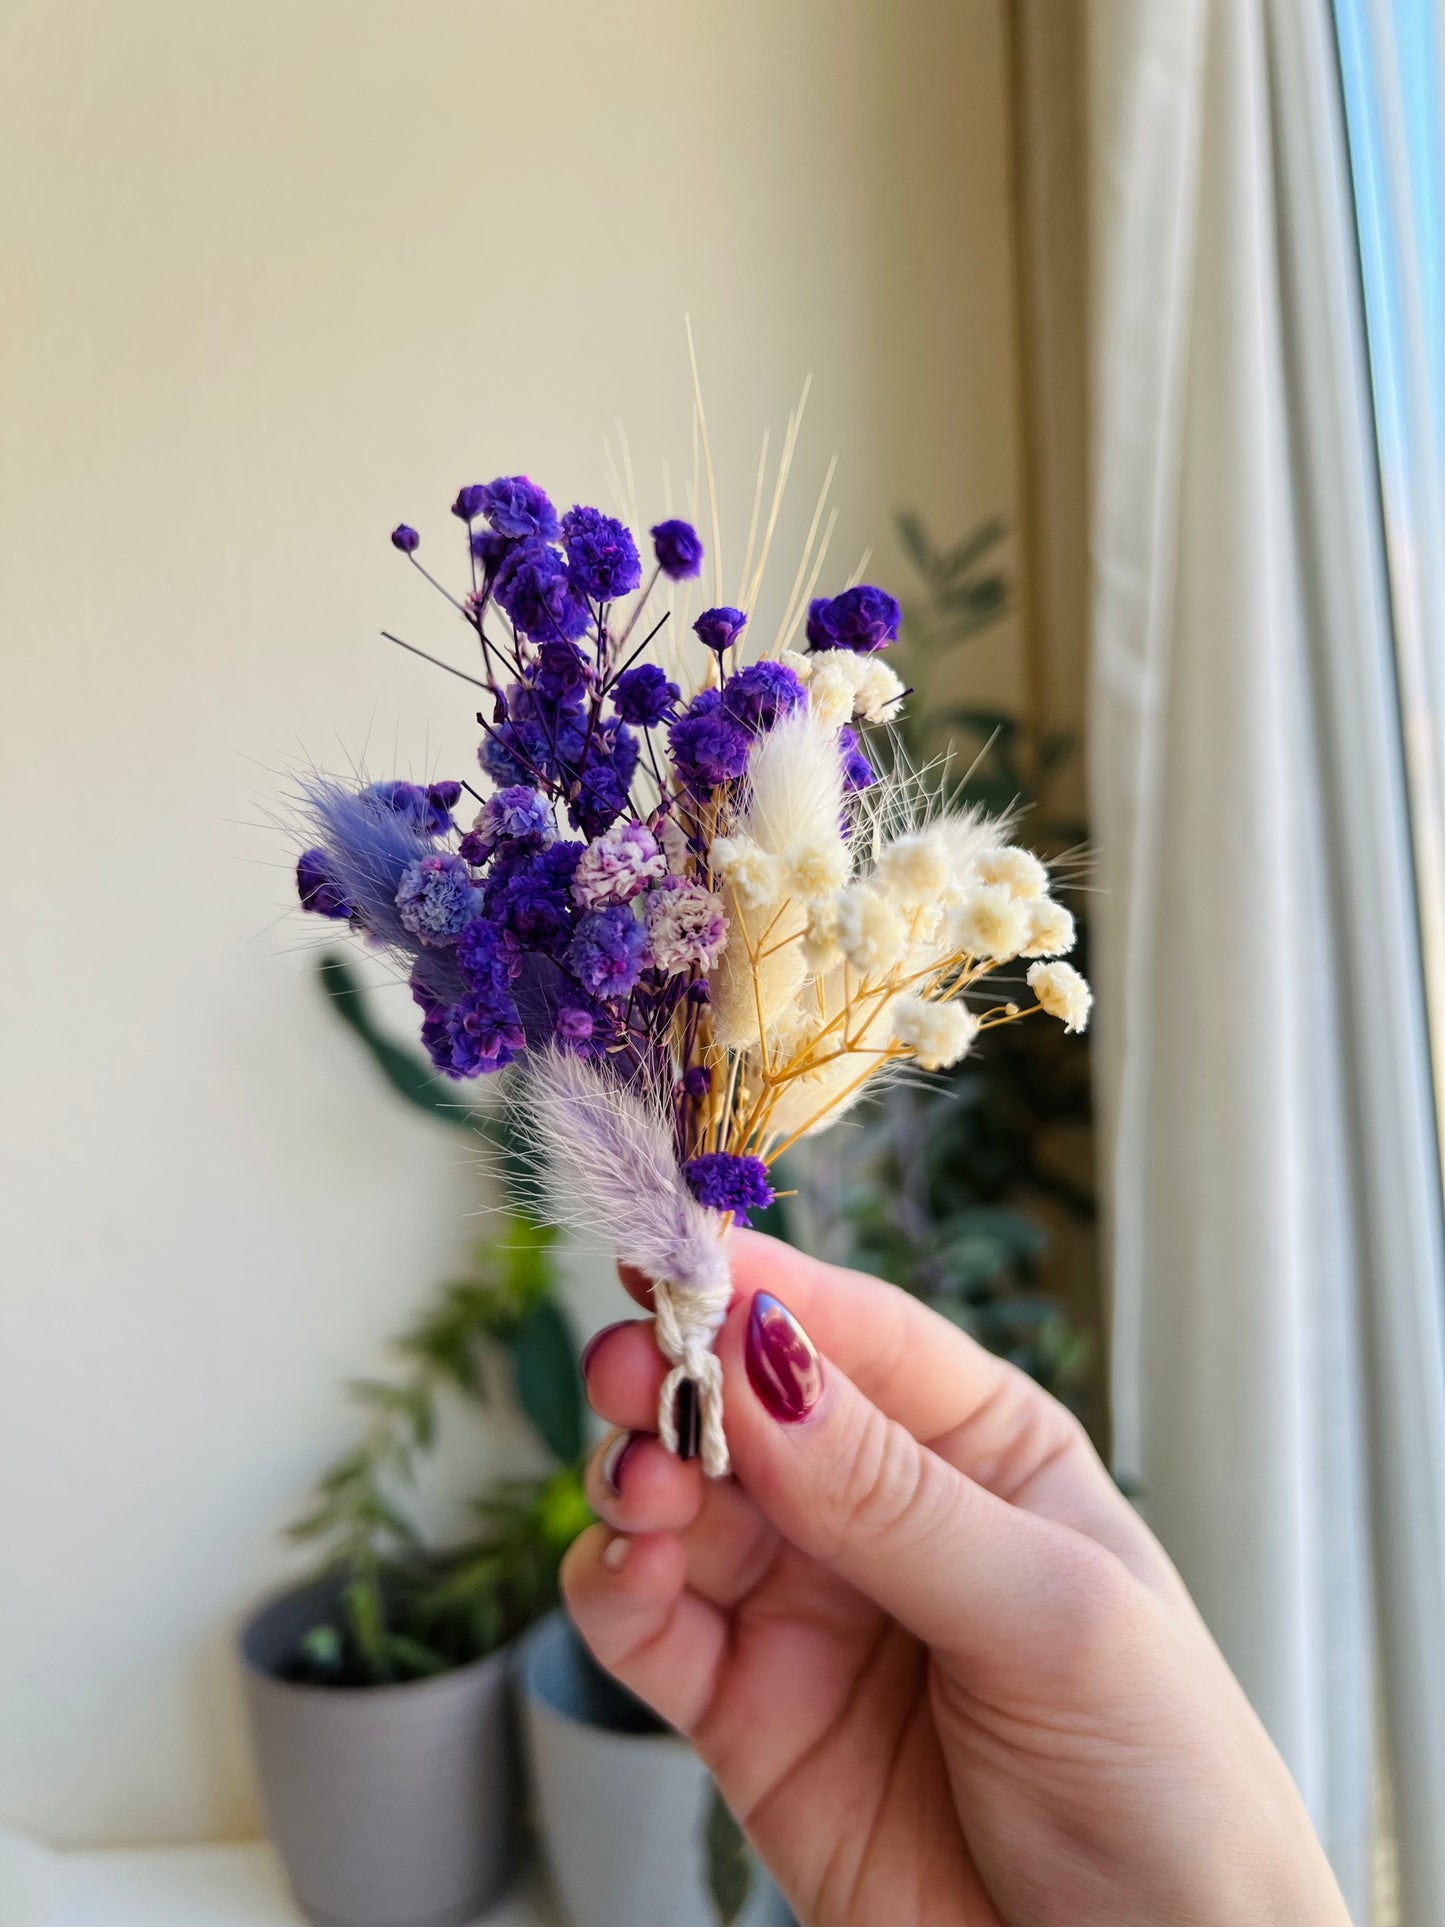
[{"xmin": 719, "ymin": 1288, "xmax": 1099, "ymax": 1662}]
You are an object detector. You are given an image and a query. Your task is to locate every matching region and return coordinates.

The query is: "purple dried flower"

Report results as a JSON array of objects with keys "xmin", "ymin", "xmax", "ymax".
[
  {"xmin": 572, "ymin": 819, "xmax": 666, "ymax": 908},
  {"xmin": 480, "ymin": 475, "xmax": 559, "ymax": 542},
  {"xmin": 455, "ymin": 915, "xmax": 522, "ymax": 996},
  {"xmin": 463, "ymin": 785, "xmax": 554, "ymax": 863},
  {"xmin": 561, "ymin": 506, "xmax": 643, "ymax": 601},
  {"xmin": 683, "ymin": 1151, "xmax": 774, "ymax": 1226},
  {"xmin": 668, "ymin": 688, "xmax": 752, "ymax": 796},
  {"xmin": 493, "ymin": 541, "xmax": 590, "ymax": 643},
  {"xmin": 649, "ymin": 518, "xmax": 704, "ymax": 581},
  {"xmin": 300, "ymin": 779, "xmax": 438, "ymax": 951},
  {"xmin": 611, "ymin": 663, "xmax": 680, "ymax": 728},
  {"xmin": 644, "ymin": 877, "xmax": 728, "ymax": 974},
  {"xmin": 390, "ymin": 524, "xmax": 420, "ymax": 553},
  {"xmin": 485, "ymin": 841, "xmax": 583, "ymax": 951},
  {"xmin": 565, "ymin": 905, "xmax": 648, "ymax": 998},
  {"xmin": 720, "ymin": 660, "xmax": 805, "ymax": 733},
  {"xmin": 446, "ymin": 989, "xmax": 525, "ymax": 1075},
  {"xmin": 533, "ymin": 638, "xmax": 590, "ymax": 702},
  {"xmin": 805, "ymin": 584, "xmax": 902, "ymax": 654},
  {"xmin": 452, "ymin": 485, "xmax": 489, "ymax": 523},
  {"xmin": 687, "ymin": 977, "xmax": 711, "ymax": 1005},
  {"xmin": 838, "ymin": 725, "xmax": 876, "ymax": 792},
  {"xmin": 682, "ymin": 1064, "xmax": 712, "ymax": 1098},
  {"xmin": 693, "ymin": 606, "xmax": 748, "ymax": 657},
  {"xmin": 395, "ymin": 853, "xmax": 482, "ymax": 948},
  {"xmin": 364, "ymin": 780, "xmax": 458, "ymax": 837},
  {"xmin": 296, "ymin": 848, "xmax": 354, "ymax": 920},
  {"xmin": 470, "ymin": 528, "xmax": 513, "ymax": 576}
]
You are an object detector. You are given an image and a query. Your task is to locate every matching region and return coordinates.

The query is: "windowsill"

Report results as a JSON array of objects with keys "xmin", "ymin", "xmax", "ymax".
[{"xmin": 4, "ymin": 1837, "xmax": 560, "ymax": 1927}]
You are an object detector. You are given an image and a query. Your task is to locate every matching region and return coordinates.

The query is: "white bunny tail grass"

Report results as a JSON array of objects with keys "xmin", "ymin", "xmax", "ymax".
[{"xmin": 511, "ymin": 1049, "xmax": 732, "ymax": 1474}]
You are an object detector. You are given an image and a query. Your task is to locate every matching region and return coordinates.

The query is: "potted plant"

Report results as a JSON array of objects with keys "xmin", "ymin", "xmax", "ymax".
[
  {"xmin": 240, "ymin": 959, "xmax": 592, "ymax": 1925},
  {"xmin": 305, "ymin": 954, "xmax": 786, "ymax": 1926}
]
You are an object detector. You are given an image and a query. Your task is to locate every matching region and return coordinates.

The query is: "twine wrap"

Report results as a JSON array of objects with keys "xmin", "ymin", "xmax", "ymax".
[{"xmin": 652, "ymin": 1275, "xmax": 731, "ymax": 1478}]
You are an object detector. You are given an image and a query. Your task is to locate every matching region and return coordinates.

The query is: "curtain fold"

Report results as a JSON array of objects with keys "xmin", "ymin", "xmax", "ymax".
[{"xmin": 1084, "ymin": 1, "xmax": 1445, "ymax": 1918}]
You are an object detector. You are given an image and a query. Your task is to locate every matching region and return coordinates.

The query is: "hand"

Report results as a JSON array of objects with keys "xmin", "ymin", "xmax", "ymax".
[{"xmin": 562, "ymin": 1232, "xmax": 1349, "ymax": 1927}]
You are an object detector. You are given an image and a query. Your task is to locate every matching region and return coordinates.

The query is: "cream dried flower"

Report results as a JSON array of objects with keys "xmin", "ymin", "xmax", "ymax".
[
  {"xmin": 778, "ymin": 648, "xmax": 813, "ymax": 683},
  {"xmin": 807, "ymin": 658, "xmax": 856, "ymax": 730},
  {"xmin": 837, "ymin": 886, "xmax": 907, "ymax": 977},
  {"xmin": 890, "ymin": 994, "xmax": 979, "ymax": 1070},
  {"xmin": 1027, "ymin": 960, "xmax": 1093, "ymax": 1032},
  {"xmin": 849, "ymin": 657, "xmax": 906, "ymax": 725},
  {"xmin": 1020, "ymin": 897, "xmax": 1076, "ymax": 959},
  {"xmin": 784, "ymin": 837, "xmax": 850, "ymax": 902},
  {"xmin": 951, "ymin": 883, "xmax": 1029, "ymax": 963},
  {"xmin": 874, "ymin": 831, "xmax": 952, "ymax": 907},
  {"xmin": 710, "ymin": 834, "xmax": 783, "ymax": 910},
  {"xmin": 800, "ymin": 898, "xmax": 843, "ymax": 971},
  {"xmin": 976, "ymin": 845, "xmax": 1048, "ymax": 900}
]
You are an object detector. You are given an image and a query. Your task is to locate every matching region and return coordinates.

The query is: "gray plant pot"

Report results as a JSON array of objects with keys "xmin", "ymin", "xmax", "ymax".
[
  {"xmin": 517, "ymin": 1610, "xmax": 790, "ymax": 1927},
  {"xmin": 241, "ymin": 1576, "xmax": 522, "ymax": 1927}
]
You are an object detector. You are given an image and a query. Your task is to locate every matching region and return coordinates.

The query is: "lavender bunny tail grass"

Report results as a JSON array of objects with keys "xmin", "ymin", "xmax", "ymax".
[{"xmin": 513, "ymin": 1049, "xmax": 732, "ymax": 1475}]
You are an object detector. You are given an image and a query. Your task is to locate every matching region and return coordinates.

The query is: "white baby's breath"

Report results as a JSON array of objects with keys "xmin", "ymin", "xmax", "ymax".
[
  {"xmin": 710, "ymin": 834, "xmax": 783, "ymax": 910},
  {"xmin": 1027, "ymin": 960, "xmax": 1093, "ymax": 1032},
  {"xmin": 951, "ymin": 883, "xmax": 1029, "ymax": 963},
  {"xmin": 875, "ymin": 831, "xmax": 952, "ymax": 907},
  {"xmin": 1020, "ymin": 897, "xmax": 1076, "ymax": 959},
  {"xmin": 976, "ymin": 845, "xmax": 1048, "ymax": 900},
  {"xmin": 890, "ymin": 994, "xmax": 979, "ymax": 1070},
  {"xmin": 837, "ymin": 885, "xmax": 907, "ymax": 977}
]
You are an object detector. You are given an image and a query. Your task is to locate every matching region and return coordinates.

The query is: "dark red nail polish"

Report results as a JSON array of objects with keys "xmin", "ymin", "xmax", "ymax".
[
  {"xmin": 674, "ymin": 1378, "xmax": 701, "ymax": 1461},
  {"xmin": 601, "ymin": 1430, "xmax": 651, "ymax": 1496},
  {"xmin": 745, "ymin": 1292, "xmax": 823, "ymax": 1423},
  {"xmin": 581, "ymin": 1320, "xmax": 631, "ymax": 1382}
]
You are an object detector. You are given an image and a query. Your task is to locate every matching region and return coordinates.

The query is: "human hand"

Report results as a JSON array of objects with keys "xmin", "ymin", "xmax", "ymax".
[{"xmin": 563, "ymin": 1233, "xmax": 1349, "ymax": 1927}]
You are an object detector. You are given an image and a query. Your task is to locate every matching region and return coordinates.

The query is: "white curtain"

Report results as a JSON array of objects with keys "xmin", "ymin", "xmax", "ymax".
[{"xmin": 1084, "ymin": 1, "xmax": 1445, "ymax": 1920}]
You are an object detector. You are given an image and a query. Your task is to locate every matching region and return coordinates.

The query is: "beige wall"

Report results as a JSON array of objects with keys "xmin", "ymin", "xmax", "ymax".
[{"xmin": 0, "ymin": 0, "xmax": 1020, "ymax": 1845}]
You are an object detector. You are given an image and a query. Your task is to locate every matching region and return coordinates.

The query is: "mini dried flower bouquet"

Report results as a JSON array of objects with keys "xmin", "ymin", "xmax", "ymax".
[{"xmin": 294, "ymin": 455, "xmax": 1090, "ymax": 1477}]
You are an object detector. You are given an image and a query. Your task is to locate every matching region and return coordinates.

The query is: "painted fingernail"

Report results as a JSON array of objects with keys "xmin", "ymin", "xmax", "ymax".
[
  {"xmin": 601, "ymin": 1430, "xmax": 652, "ymax": 1496},
  {"xmin": 581, "ymin": 1320, "xmax": 631, "ymax": 1382},
  {"xmin": 745, "ymin": 1292, "xmax": 824, "ymax": 1423},
  {"xmin": 602, "ymin": 1534, "xmax": 630, "ymax": 1573}
]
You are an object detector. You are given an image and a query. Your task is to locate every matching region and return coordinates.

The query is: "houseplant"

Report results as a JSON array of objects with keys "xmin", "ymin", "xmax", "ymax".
[
  {"xmin": 310, "ymin": 953, "xmax": 784, "ymax": 1926},
  {"xmin": 241, "ymin": 957, "xmax": 592, "ymax": 1927}
]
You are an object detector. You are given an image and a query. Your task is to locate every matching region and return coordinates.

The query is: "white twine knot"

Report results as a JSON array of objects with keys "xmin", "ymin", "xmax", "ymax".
[{"xmin": 652, "ymin": 1275, "xmax": 731, "ymax": 1478}]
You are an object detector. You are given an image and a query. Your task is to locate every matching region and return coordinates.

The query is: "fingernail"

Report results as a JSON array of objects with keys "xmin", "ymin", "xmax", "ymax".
[
  {"xmin": 601, "ymin": 1430, "xmax": 651, "ymax": 1496},
  {"xmin": 745, "ymin": 1291, "xmax": 824, "ymax": 1423},
  {"xmin": 581, "ymin": 1320, "xmax": 631, "ymax": 1382},
  {"xmin": 602, "ymin": 1534, "xmax": 630, "ymax": 1573}
]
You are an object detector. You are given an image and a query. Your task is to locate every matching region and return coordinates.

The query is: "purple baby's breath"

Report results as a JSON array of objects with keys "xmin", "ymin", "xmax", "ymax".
[
  {"xmin": 493, "ymin": 542, "xmax": 590, "ymax": 643},
  {"xmin": 805, "ymin": 584, "xmax": 902, "ymax": 654},
  {"xmin": 561, "ymin": 506, "xmax": 642, "ymax": 601},
  {"xmin": 296, "ymin": 848, "xmax": 354, "ymax": 920},
  {"xmin": 611, "ymin": 663, "xmax": 679, "ymax": 728},
  {"xmin": 645, "ymin": 877, "xmax": 727, "ymax": 974},
  {"xmin": 838, "ymin": 725, "xmax": 876, "ymax": 792},
  {"xmin": 668, "ymin": 688, "xmax": 751, "ymax": 796},
  {"xmin": 565, "ymin": 905, "xmax": 648, "ymax": 998},
  {"xmin": 650, "ymin": 518, "xmax": 704, "ymax": 581},
  {"xmin": 572, "ymin": 819, "xmax": 666, "ymax": 908},
  {"xmin": 683, "ymin": 1152, "xmax": 774, "ymax": 1226},
  {"xmin": 452, "ymin": 485, "xmax": 489, "ymax": 523},
  {"xmin": 720, "ymin": 660, "xmax": 805, "ymax": 733},
  {"xmin": 462, "ymin": 786, "xmax": 554, "ymax": 863},
  {"xmin": 480, "ymin": 475, "xmax": 560, "ymax": 542},
  {"xmin": 693, "ymin": 606, "xmax": 747, "ymax": 657},
  {"xmin": 395, "ymin": 853, "xmax": 482, "ymax": 947}
]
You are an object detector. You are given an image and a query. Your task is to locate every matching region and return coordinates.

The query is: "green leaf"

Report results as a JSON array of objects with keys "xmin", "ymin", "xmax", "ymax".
[
  {"xmin": 342, "ymin": 1575, "xmax": 391, "ymax": 1679},
  {"xmin": 316, "ymin": 951, "xmax": 476, "ymax": 1131},
  {"xmin": 508, "ymin": 1297, "xmax": 584, "ymax": 1463},
  {"xmin": 384, "ymin": 1633, "xmax": 450, "ymax": 1679},
  {"xmin": 702, "ymin": 1779, "xmax": 753, "ymax": 1925}
]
